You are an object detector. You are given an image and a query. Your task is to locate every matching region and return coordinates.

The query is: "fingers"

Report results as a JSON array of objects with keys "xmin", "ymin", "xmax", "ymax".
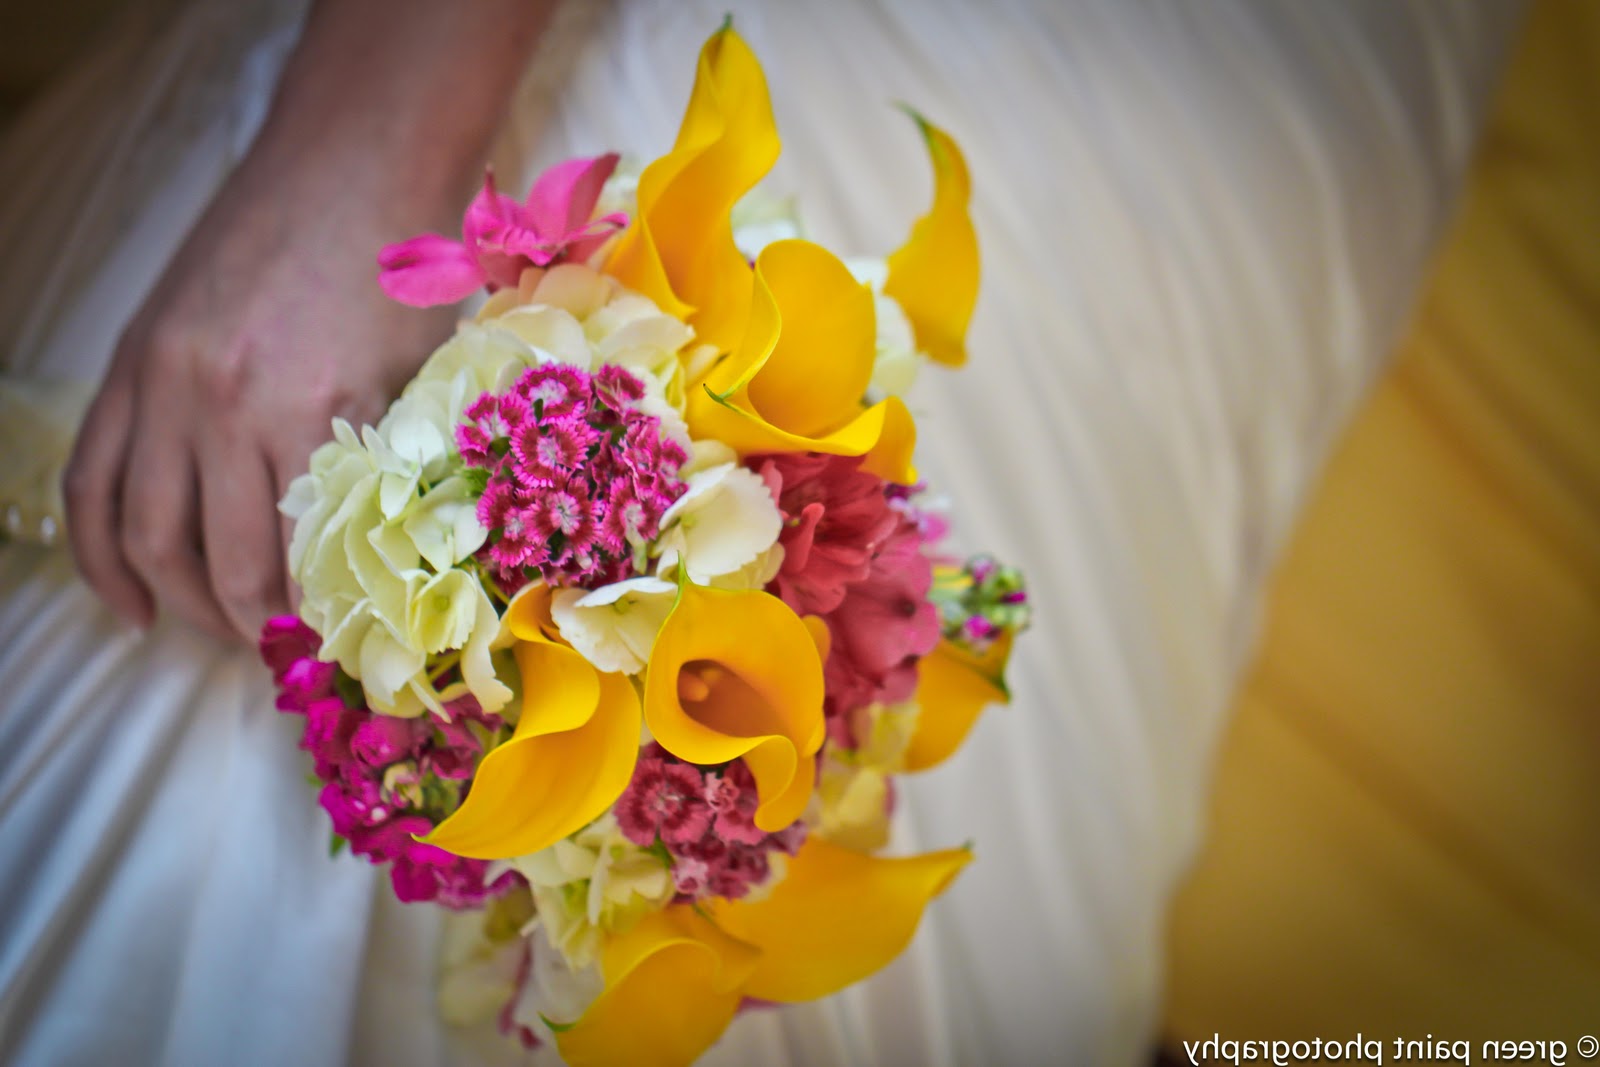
[
  {"xmin": 62, "ymin": 367, "xmax": 154, "ymax": 628},
  {"xmin": 119, "ymin": 394, "xmax": 236, "ymax": 642},
  {"xmin": 200, "ymin": 439, "xmax": 292, "ymax": 641}
]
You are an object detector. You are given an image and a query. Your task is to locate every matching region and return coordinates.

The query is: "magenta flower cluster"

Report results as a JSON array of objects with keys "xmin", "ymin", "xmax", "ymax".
[
  {"xmin": 260, "ymin": 617, "xmax": 519, "ymax": 909},
  {"xmin": 613, "ymin": 744, "xmax": 806, "ymax": 901},
  {"xmin": 461, "ymin": 364, "xmax": 688, "ymax": 590}
]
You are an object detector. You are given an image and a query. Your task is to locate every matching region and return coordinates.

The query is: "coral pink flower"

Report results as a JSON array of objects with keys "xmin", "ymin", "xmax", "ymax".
[
  {"xmin": 756, "ymin": 453, "xmax": 899, "ymax": 616},
  {"xmin": 755, "ymin": 454, "xmax": 940, "ymax": 738},
  {"xmin": 378, "ymin": 155, "xmax": 628, "ymax": 307},
  {"xmin": 822, "ymin": 520, "xmax": 941, "ymax": 724}
]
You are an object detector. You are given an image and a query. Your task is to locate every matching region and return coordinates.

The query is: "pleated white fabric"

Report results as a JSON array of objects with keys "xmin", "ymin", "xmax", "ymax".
[{"xmin": 0, "ymin": 2, "xmax": 1523, "ymax": 1065}]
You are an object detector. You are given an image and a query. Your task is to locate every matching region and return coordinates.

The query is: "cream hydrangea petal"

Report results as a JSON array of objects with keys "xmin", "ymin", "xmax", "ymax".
[
  {"xmin": 655, "ymin": 463, "xmax": 782, "ymax": 583},
  {"xmin": 681, "ymin": 438, "xmax": 737, "ymax": 477},
  {"xmin": 413, "ymin": 321, "xmax": 540, "ymax": 396},
  {"xmin": 844, "ymin": 258, "xmax": 921, "ymax": 399},
  {"xmin": 345, "ymin": 516, "xmax": 411, "ymax": 632},
  {"xmin": 502, "ymin": 926, "xmax": 605, "ymax": 1046},
  {"xmin": 357, "ymin": 620, "xmax": 425, "ymax": 709},
  {"xmin": 496, "ymin": 305, "xmax": 593, "ymax": 368},
  {"xmin": 530, "ymin": 261, "xmax": 617, "ymax": 320},
  {"xmin": 460, "ymin": 581, "xmax": 513, "ymax": 714},
  {"xmin": 706, "ymin": 543, "xmax": 785, "ymax": 591},
  {"xmin": 593, "ymin": 311, "xmax": 694, "ymax": 368},
  {"xmin": 407, "ymin": 568, "xmax": 480, "ymax": 655},
  {"xmin": 510, "ymin": 815, "xmax": 674, "ymax": 971},
  {"xmin": 312, "ymin": 599, "xmax": 361, "ymax": 677},
  {"xmin": 869, "ymin": 293, "xmax": 920, "ymax": 397},
  {"xmin": 278, "ymin": 470, "xmax": 318, "ymax": 522},
  {"xmin": 403, "ymin": 476, "xmax": 489, "ymax": 571},
  {"xmin": 550, "ymin": 577, "xmax": 678, "ymax": 675}
]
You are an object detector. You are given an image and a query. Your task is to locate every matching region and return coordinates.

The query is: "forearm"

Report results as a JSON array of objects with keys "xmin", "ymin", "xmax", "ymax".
[{"xmin": 248, "ymin": 0, "xmax": 559, "ymax": 230}]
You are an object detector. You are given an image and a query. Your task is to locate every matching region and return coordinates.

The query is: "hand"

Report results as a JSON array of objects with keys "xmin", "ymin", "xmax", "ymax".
[
  {"xmin": 61, "ymin": 0, "xmax": 553, "ymax": 643},
  {"xmin": 63, "ymin": 151, "xmax": 456, "ymax": 642}
]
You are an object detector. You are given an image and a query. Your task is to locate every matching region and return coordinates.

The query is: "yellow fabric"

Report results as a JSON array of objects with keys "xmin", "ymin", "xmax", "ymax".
[{"xmin": 1164, "ymin": 0, "xmax": 1600, "ymax": 1043}]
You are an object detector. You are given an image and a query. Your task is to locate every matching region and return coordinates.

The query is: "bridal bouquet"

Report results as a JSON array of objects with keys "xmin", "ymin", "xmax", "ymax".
[{"xmin": 260, "ymin": 22, "xmax": 1026, "ymax": 1066}]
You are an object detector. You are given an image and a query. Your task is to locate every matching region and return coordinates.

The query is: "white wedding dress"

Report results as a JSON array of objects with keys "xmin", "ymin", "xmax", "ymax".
[{"xmin": 0, "ymin": 1, "xmax": 1522, "ymax": 1064}]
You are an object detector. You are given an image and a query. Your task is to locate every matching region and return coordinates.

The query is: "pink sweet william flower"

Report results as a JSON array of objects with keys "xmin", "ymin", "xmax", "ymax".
[
  {"xmin": 464, "ymin": 365, "xmax": 688, "ymax": 590},
  {"xmin": 614, "ymin": 746, "xmax": 806, "ymax": 903},
  {"xmin": 378, "ymin": 154, "xmax": 628, "ymax": 307},
  {"xmin": 704, "ymin": 760, "xmax": 768, "ymax": 847},
  {"xmin": 615, "ymin": 746, "xmax": 714, "ymax": 847}
]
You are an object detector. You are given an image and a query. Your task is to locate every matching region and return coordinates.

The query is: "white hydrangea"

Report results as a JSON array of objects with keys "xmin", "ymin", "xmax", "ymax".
[
  {"xmin": 282, "ymin": 263, "xmax": 699, "ymax": 716},
  {"xmin": 508, "ymin": 814, "xmax": 675, "ymax": 971},
  {"xmin": 549, "ymin": 577, "xmax": 677, "ymax": 676},
  {"xmin": 653, "ymin": 462, "xmax": 783, "ymax": 584}
]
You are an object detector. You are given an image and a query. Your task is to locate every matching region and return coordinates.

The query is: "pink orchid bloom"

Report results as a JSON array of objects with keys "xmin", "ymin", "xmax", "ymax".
[{"xmin": 378, "ymin": 153, "xmax": 628, "ymax": 307}]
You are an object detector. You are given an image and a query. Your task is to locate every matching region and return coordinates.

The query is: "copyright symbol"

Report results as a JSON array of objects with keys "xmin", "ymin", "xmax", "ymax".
[{"xmin": 1579, "ymin": 1035, "xmax": 1598, "ymax": 1059}]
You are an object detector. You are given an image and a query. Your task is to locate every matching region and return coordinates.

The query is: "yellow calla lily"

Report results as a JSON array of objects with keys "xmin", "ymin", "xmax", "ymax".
[
  {"xmin": 556, "ymin": 908, "xmax": 760, "ymax": 1067},
  {"xmin": 884, "ymin": 110, "xmax": 979, "ymax": 367},
  {"xmin": 605, "ymin": 22, "xmax": 778, "ymax": 353},
  {"xmin": 712, "ymin": 837, "xmax": 972, "ymax": 1002},
  {"xmin": 901, "ymin": 633, "xmax": 1013, "ymax": 773},
  {"xmin": 687, "ymin": 239, "xmax": 918, "ymax": 484},
  {"xmin": 425, "ymin": 586, "xmax": 642, "ymax": 860},
  {"xmin": 643, "ymin": 582, "xmax": 825, "ymax": 832},
  {"xmin": 555, "ymin": 838, "xmax": 970, "ymax": 1066}
]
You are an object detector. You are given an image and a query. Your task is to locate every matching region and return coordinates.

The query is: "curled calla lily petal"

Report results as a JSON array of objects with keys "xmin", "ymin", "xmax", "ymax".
[
  {"xmin": 901, "ymin": 633, "xmax": 1013, "ymax": 773},
  {"xmin": 643, "ymin": 583, "xmax": 824, "ymax": 832},
  {"xmin": 425, "ymin": 637, "xmax": 641, "ymax": 860},
  {"xmin": 883, "ymin": 109, "xmax": 978, "ymax": 368},
  {"xmin": 710, "ymin": 837, "xmax": 972, "ymax": 1002},
  {"xmin": 687, "ymin": 240, "xmax": 917, "ymax": 484},
  {"xmin": 605, "ymin": 22, "xmax": 778, "ymax": 353},
  {"xmin": 555, "ymin": 907, "xmax": 760, "ymax": 1067},
  {"xmin": 501, "ymin": 580, "xmax": 560, "ymax": 644},
  {"xmin": 555, "ymin": 840, "xmax": 968, "ymax": 1064}
]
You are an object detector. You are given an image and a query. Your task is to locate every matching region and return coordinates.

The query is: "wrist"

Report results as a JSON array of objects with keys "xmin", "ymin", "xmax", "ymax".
[{"xmin": 248, "ymin": 0, "xmax": 557, "ymax": 231}]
